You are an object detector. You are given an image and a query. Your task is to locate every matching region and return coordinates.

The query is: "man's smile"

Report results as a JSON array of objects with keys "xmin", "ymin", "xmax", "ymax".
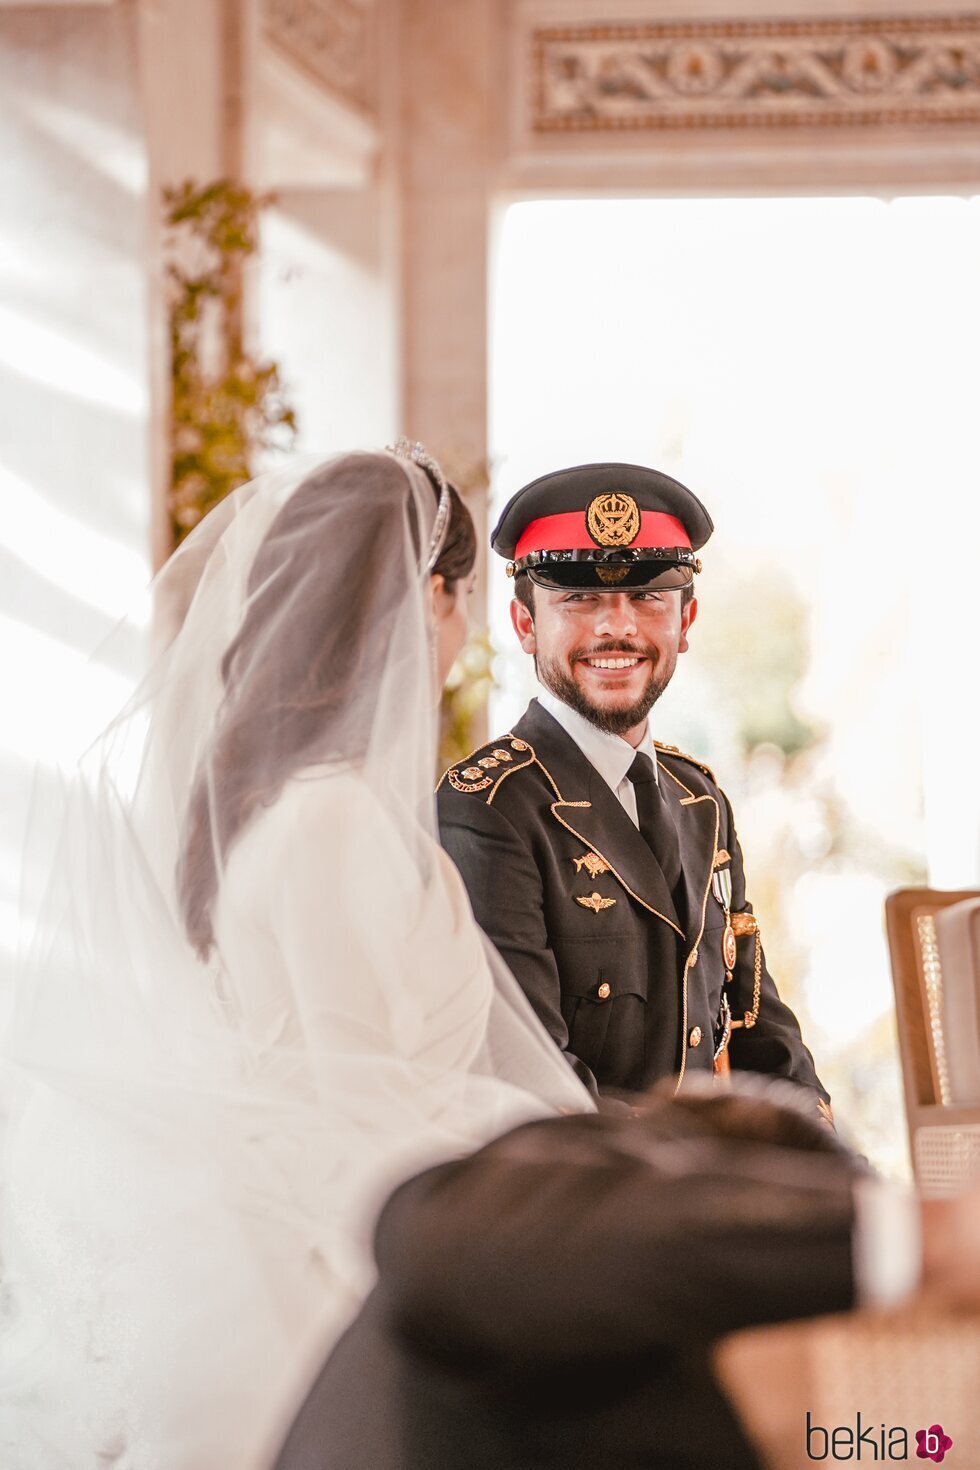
[
  {"xmin": 581, "ymin": 656, "xmax": 643, "ymax": 670},
  {"xmin": 574, "ymin": 647, "xmax": 653, "ymax": 683}
]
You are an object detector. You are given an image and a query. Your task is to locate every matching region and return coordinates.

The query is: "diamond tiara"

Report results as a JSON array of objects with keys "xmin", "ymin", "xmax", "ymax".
[{"xmin": 387, "ymin": 437, "xmax": 452, "ymax": 575}]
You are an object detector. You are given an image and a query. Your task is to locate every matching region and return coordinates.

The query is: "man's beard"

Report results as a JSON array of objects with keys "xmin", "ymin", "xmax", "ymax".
[{"xmin": 535, "ymin": 643, "xmax": 675, "ymax": 736}]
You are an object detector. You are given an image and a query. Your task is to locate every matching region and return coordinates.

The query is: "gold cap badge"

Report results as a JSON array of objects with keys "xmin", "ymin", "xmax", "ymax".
[{"xmin": 586, "ymin": 492, "xmax": 640, "ymax": 548}]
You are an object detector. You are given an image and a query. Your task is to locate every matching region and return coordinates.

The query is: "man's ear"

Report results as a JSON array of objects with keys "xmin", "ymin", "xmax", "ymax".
[
  {"xmin": 510, "ymin": 597, "xmax": 535, "ymax": 655},
  {"xmin": 678, "ymin": 596, "xmax": 698, "ymax": 655}
]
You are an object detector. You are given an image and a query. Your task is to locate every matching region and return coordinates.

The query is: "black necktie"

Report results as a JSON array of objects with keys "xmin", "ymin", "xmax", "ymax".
[{"xmin": 627, "ymin": 752, "xmax": 683, "ymax": 899}]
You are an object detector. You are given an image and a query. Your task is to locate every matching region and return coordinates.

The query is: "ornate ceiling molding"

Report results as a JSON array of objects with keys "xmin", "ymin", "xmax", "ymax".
[
  {"xmin": 531, "ymin": 14, "xmax": 980, "ymax": 132},
  {"xmin": 263, "ymin": 0, "xmax": 376, "ymax": 115}
]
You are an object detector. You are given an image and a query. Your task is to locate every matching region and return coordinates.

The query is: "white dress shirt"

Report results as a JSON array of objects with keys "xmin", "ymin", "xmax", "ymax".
[{"xmin": 536, "ymin": 687, "xmax": 657, "ymax": 828}]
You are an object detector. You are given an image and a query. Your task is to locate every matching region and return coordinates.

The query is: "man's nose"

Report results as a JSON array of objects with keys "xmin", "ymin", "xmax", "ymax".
[{"xmin": 593, "ymin": 594, "xmax": 637, "ymax": 639}]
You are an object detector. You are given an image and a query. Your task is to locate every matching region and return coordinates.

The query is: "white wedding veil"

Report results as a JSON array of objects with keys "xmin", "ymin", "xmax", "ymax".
[{"xmin": 0, "ymin": 449, "xmax": 588, "ymax": 1470}]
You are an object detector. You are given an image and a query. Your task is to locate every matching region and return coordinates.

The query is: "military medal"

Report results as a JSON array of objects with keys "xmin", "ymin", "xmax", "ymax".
[
  {"xmin": 711, "ymin": 866, "xmax": 736, "ymax": 1082},
  {"xmin": 575, "ymin": 892, "xmax": 616, "ymax": 913},
  {"xmin": 712, "ymin": 867, "xmax": 736, "ymax": 975},
  {"xmin": 713, "ymin": 991, "xmax": 733, "ymax": 1080}
]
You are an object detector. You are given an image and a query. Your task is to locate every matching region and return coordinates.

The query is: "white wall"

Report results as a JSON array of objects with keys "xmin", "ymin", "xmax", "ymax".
[
  {"xmin": 0, "ymin": 6, "xmax": 152, "ymax": 994},
  {"xmin": 259, "ymin": 185, "xmax": 400, "ymax": 456}
]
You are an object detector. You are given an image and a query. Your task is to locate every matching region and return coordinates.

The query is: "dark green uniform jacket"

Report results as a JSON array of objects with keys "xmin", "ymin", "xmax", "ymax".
[{"xmin": 437, "ymin": 698, "xmax": 829, "ymax": 1110}]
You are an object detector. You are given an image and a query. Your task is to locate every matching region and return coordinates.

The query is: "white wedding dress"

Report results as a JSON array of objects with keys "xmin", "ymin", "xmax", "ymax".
[{"xmin": 0, "ymin": 452, "xmax": 588, "ymax": 1470}]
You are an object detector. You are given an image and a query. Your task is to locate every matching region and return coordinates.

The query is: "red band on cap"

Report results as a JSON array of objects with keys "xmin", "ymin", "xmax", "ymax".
[{"xmin": 515, "ymin": 510, "xmax": 691, "ymax": 560}]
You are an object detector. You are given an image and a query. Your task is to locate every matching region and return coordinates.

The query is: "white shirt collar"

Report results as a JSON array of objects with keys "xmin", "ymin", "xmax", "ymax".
[{"xmin": 536, "ymin": 686, "xmax": 659, "ymax": 793}]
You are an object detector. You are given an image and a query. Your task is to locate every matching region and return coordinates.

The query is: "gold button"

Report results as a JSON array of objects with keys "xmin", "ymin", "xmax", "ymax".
[
  {"xmin": 597, "ymin": 982, "xmax": 611, "ymax": 1000},
  {"xmin": 689, "ymin": 1026, "xmax": 702, "ymax": 1048}
]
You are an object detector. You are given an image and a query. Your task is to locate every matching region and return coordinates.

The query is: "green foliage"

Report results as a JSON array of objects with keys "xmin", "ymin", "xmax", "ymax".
[{"xmin": 165, "ymin": 179, "xmax": 298, "ymax": 542}]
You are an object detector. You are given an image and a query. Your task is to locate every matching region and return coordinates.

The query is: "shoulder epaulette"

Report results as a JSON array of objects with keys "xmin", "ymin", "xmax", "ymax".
[
  {"xmin": 437, "ymin": 734, "xmax": 535, "ymax": 801},
  {"xmin": 654, "ymin": 741, "xmax": 716, "ymax": 784}
]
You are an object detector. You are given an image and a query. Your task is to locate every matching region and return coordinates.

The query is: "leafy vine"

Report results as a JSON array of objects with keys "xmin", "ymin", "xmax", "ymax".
[{"xmin": 165, "ymin": 179, "xmax": 297, "ymax": 543}]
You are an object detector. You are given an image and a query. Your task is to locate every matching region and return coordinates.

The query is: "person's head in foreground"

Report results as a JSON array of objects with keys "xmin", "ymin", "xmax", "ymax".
[{"xmin": 275, "ymin": 1077, "xmax": 890, "ymax": 1470}]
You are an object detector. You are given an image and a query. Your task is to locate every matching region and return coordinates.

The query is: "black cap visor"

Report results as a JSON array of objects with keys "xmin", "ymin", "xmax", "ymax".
[{"xmin": 518, "ymin": 548, "xmax": 697, "ymax": 591}]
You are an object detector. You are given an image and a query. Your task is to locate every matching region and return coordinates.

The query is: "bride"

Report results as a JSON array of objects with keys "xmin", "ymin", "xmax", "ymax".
[{"xmin": 0, "ymin": 445, "xmax": 588, "ymax": 1470}]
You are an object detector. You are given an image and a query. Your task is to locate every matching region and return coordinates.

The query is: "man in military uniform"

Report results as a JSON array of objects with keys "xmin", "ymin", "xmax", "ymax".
[{"xmin": 437, "ymin": 462, "xmax": 830, "ymax": 1114}]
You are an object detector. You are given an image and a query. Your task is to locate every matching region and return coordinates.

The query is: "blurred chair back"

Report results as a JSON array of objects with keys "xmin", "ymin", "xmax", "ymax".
[{"xmin": 884, "ymin": 887, "xmax": 980, "ymax": 1196}]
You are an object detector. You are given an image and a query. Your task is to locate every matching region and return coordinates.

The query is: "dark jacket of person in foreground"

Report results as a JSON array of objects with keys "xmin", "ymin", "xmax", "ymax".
[{"xmin": 275, "ymin": 1089, "xmax": 863, "ymax": 1470}]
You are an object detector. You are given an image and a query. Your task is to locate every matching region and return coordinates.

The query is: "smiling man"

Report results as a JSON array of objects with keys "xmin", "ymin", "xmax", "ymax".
[{"xmin": 437, "ymin": 462, "xmax": 829, "ymax": 1114}]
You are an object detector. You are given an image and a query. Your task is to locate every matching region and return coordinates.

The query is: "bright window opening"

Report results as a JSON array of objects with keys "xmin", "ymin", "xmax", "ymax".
[{"xmin": 490, "ymin": 195, "xmax": 980, "ymax": 1174}]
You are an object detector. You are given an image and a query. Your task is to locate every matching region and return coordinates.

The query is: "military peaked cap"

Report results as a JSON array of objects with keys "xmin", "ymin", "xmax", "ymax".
[{"xmin": 491, "ymin": 462, "xmax": 713, "ymax": 590}]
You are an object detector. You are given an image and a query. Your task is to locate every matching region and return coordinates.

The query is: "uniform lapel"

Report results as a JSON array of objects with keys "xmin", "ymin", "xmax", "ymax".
[
  {"xmin": 657, "ymin": 760, "xmax": 719, "ymax": 948},
  {"xmin": 515, "ymin": 701, "xmax": 684, "ymax": 937}
]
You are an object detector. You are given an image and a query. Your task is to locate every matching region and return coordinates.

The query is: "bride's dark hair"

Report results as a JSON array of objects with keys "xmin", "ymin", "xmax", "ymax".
[{"xmin": 178, "ymin": 452, "xmax": 476, "ymax": 959}]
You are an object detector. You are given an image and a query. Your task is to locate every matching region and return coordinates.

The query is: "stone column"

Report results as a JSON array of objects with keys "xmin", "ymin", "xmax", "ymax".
[
  {"xmin": 138, "ymin": 0, "xmax": 263, "ymax": 566},
  {"xmin": 399, "ymin": 0, "xmax": 497, "ymax": 470},
  {"xmin": 399, "ymin": 0, "xmax": 502, "ymax": 743}
]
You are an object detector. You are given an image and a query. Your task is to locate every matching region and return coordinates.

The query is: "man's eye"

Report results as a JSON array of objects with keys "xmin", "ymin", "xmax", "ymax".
[
  {"xmin": 563, "ymin": 593, "xmax": 591, "ymax": 604},
  {"xmin": 633, "ymin": 591, "xmax": 664, "ymax": 603}
]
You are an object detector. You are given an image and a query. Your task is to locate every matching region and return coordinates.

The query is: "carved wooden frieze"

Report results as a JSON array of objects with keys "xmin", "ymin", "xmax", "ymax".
[
  {"xmin": 531, "ymin": 15, "xmax": 980, "ymax": 132},
  {"xmin": 264, "ymin": 0, "xmax": 375, "ymax": 113}
]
